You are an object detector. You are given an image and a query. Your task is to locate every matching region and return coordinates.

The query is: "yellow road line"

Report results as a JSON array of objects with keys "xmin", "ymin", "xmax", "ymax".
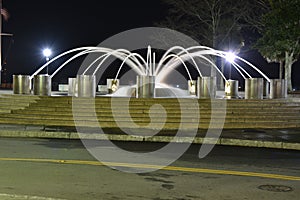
[{"xmin": 0, "ymin": 157, "xmax": 299, "ymax": 181}]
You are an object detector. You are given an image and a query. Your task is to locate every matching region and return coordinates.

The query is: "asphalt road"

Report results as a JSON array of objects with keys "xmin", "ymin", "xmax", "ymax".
[{"xmin": 0, "ymin": 138, "xmax": 299, "ymax": 200}]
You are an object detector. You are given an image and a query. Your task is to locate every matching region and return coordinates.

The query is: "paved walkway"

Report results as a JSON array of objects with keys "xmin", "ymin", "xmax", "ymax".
[{"xmin": 0, "ymin": 124, "xmax": 299, "ymax": 150}]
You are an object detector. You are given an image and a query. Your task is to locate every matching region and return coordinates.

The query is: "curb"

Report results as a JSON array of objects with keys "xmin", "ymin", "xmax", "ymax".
[{"xmin": 0, "ymin": 129, "xmax": 299, "ymax": 151}]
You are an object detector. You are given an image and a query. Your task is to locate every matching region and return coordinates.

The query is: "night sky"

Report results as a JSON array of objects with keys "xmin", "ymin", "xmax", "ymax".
[
  {"xmin": 2, "ymin": 0, "xmax": 300, "ymax": 88},
  {"xmin": 2, "ymin": 0, "xmax": 165, "ymax": 82}
]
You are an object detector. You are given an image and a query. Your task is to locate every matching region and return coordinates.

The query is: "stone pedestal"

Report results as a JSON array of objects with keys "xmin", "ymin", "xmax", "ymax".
[
  {"xmin": 77, "ymin": 75, "xmax": 96, "ymax": 98},
  {"xmin": 33, "ymin": 74, "xmax": 51, "ymax": 96},
  {"xmin": 245, "ymin": 78, "xmax": 263, "ymax": 99},
  {"xmin": 13, "ymin": 75, "xmax": 31, "ymax": 95},
  {"xmin": 136, "ymin": 75, "xmax": 155, "ymax": 98},
  {"xmin": 225, "ymin": 80, "xmax": 239, "ymax": 99},
  {"xmin": 270, "ymin": 79, "xmax": 287, "ymax": 99},
  {"xmin": 197, "ymin": 76, "xmax": 216, "ymax": 99},
  {"xmin": 68, "ymin": 78, "xmax": 77, "ymax": 96},
  {"xmin": 263, "ymin": 80, "xmax": 270, "ymax": 99}
]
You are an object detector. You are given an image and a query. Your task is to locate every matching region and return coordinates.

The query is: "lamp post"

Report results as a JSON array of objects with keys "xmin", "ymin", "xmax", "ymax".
[
  {"xmin": 0, "ymin": 0, "xmax": 2, "ymax": 85},
  {"xmin": 225, "ymin": 52, "xmax": 236, "ymax": 80},
  {"xmin": 43, "ymin": 48, "xmax": 52, "ymax": 75}
]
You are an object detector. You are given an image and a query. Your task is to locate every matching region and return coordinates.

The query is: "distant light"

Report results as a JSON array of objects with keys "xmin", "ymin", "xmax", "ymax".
[
  {"xmin": 225, "ymin": 52, "xmax": 236, "ymax": 63},
  {"xmin": 176, "ymin": 85, "xmax": 180, "ymax": 88},
  {"xmin": 43, "ymin": 48, "xmax": 52, "ymax": 58}
]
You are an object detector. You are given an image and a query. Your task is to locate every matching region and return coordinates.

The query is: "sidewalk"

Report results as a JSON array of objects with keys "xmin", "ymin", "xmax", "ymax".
[{"xmin": 0, "ymin": 124, "xmax": 299, "ymax": 150}]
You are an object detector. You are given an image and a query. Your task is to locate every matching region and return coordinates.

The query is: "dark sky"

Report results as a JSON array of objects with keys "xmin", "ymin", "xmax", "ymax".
[
  {"xmin": 2, "ymin": 0, "xmax": 165, "ymax": 82},
  {"xmin": 2, "ymin": 0, "xmax": 300, "ymax": 88}
]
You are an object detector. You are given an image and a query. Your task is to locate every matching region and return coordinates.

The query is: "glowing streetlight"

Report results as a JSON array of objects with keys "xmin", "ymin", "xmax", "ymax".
[
  {"xmin": 43, "ymin": 48, "xmax": 52, "ymax": 61},
  {"xmin": 43, "ymin": 48, "xmax": 52, "ymax": 74},
  {"xmin": 225, "ymin": 52, "xmax": 236, "ymax": 63},
  {"xmin": 225, "ymin": 52, "xmax": 236, "ymax": 79}
]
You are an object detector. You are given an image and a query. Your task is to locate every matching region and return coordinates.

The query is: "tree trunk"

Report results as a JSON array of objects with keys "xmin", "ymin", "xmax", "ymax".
[
  {"xmin": 210, "ymin": 29, "xmax": 217, "ymax": 77},
  {"xmin": 219, "ymin": 58, "xmax": 225, "ymax": 90},
  {"xmin": 284, "ymin": 52, "xmax": 294, "ymax": 91},
  {"xmin": 210, "ymin": 56, "xmax": 217, "ymax": 77},
  {"xmin": 279, "ymin": 60, "xmax": 283, "ymax": 79}
]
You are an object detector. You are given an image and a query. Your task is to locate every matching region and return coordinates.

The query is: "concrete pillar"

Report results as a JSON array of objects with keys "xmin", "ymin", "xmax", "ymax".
[
  {"xmin": 225, "ymin": 80, "xmax": 239, "ymax": 99},
  {"xmin": 77, "ymin": 75, "xmax": 96, "ymax": 98},
  {"xmin": 13, "ymin": 75, "xmax": 31, "ymax": 95},
  {"xmin": 263, "ymin": 80, "xmax": 270, "ymax": 99},
  {"xmin": 33, "ymin": 74, "xmax": 51, "ymax": 96},
  {"xmin": 68, "ymin": 78, "xmax": 77, "ymax": 96},
  {"xmin": 197, "ymin": 76, "xmax": 216, "ymax": 99},
  {"xmin": 270, "ymin": 79, "xmax": 287, "ymax": 99},
  {"xmin": 188, "ymin": 80, "xmax": 197, "ymax": 95},
  {"xmin": 136, "ymin": 75, "xmax": 155, "ymax": 98},
  {"xmin": 245, "ymin": 78, "xmax": 263, "ymax": 99},
  {"xmin": 107, "ymin": 79, "xmax": 119, "ymax": 94}
]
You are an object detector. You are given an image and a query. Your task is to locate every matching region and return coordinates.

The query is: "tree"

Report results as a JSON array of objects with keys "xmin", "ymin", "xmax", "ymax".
[
  {"xmin": 157, "ymin": 0, "xmax": 268, "ymax": 78},
  {"xmin": 255, "ymin": 0, "xmax": 300, "ymax": 91}
]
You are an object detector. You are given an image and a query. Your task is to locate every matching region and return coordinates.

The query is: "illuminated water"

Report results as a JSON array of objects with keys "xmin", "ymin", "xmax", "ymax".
[{"xmin": 30, "ymin": 45, "xmax": 270, "ymax": 97}]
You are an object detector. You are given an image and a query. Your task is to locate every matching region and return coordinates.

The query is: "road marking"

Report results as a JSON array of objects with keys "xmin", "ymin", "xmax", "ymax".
[
  {"xmin": 0, "ymin": 157, "xmax": 300, "ymax": 181},
  {"xmin": 0, "ymin": 193, "xmax": 67, "ymax": 200}
]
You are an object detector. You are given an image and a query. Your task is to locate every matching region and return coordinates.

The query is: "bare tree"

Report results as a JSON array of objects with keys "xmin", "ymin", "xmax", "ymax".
[{"xmin": 157, "ymin": 0, "xmax": 268, "ymax": 78}]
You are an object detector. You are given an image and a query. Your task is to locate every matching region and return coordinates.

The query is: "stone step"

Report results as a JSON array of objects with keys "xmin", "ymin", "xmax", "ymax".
[
  {"xmin": 34, "ymin": 98, "xmax": 300, "ymax": 105},
  {"xmin": 7, "ymin": 111, "xmax": 300, "ymax": 119},
  {"xmin": 0, "ymin": 117, "xmax": 298, "ymax": 129},
  {"xmin": 22, "ymin": 98, "xmax": 300, "ymax": 107},
  {"xmin": 24, "ymin": 96, "xmax": 296, "ymax": 104},
  {"xmin": 0, "ymin": 95, "xmax": 40, "ymax": 101},
  {"xmin": 1, "ymin": 113, "xmax": 299, "ymax": 125},
  {"xmin": 0, "ymin": 113, "xmax": 300, "ymax": 123},
  {"xmin": 26, "ymin": 102, "xmax": 300, "ymax": 110},
  {"xmin": 4, "ymin": 108, "xmax": 300, "ymax": 118},
  {"xmin": 3, "ymin": 94, "xmax": 300, "ymax": 104},
  {"xmin": 10, "ymin": 106, "xmax": 300, "ymax": 115},
  {"xmin": 0, "ymin": 95, "xmax": 299, "ymax": 129}
]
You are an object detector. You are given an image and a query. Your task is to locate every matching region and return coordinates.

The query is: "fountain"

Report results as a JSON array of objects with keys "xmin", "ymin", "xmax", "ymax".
[{"xmin": 12, "ymin": 45, "xmax": 285, "ymax": 99}]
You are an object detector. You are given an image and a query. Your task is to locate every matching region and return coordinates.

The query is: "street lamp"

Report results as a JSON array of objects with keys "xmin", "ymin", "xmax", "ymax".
[
  {"xmin": 225, "ymin": 52, "xmax": 236, "ymax": 80},
  {"xmin": 43, "ymin": 48, "xmax": 52, "ymax": 74}
]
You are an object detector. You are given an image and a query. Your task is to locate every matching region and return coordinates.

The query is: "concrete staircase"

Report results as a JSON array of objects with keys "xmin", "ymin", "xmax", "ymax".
[
  {"xmin": 0, "ymin": 95, "xmax": 40, "ymax": 114},
  {"xmin": 0, "ymin": 95, "xmax": 299, "ymax": 130}
]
